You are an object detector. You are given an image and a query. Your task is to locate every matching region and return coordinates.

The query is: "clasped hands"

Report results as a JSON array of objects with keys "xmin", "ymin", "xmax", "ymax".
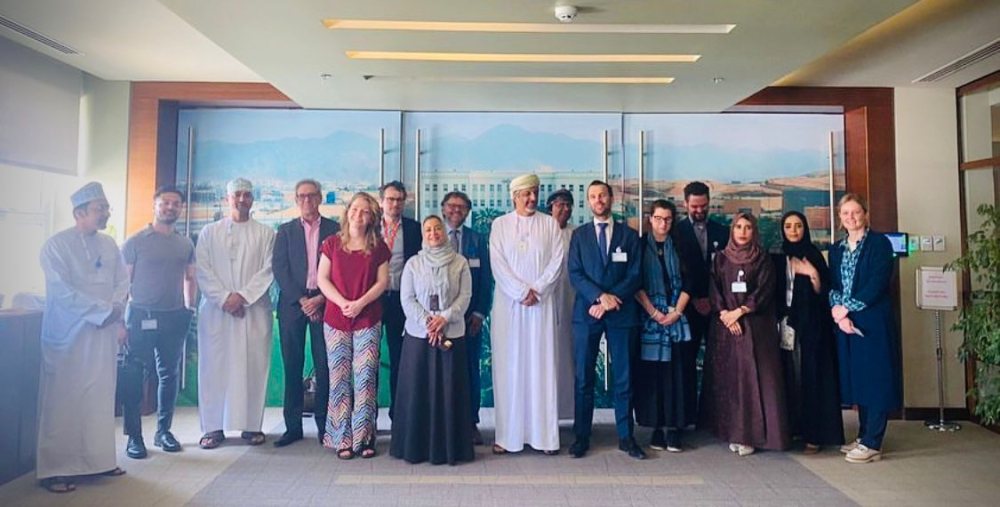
[
  {"xmin": 588, "ymin": 293, "xmax": 622, "ymax": 320},
  {"xmin": 831, "ymin": 304, "xmax": 861, "ymax": 335},
  {"xmin": 650, "ymin": 307, "xmax": 681, "ymax": 326},
  {"xmin": 299, "ymin": 294, "xmax": 326, "ymax": 322},
  {"xmin": 223, "ymin": 292, "xmax": 248, "ymax": 318},
  {"xmin": 425, "ymin": 314, "xmax": 448, "ymax": 347},
  {"xmin": 718, "ymin": 307, "xmax": 746, "ymax": 336}
]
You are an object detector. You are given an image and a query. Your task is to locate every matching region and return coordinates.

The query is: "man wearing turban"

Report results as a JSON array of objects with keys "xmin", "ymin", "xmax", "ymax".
[{"xmin": 488, "ymin": 174, "xmax": 566, "ymax": 454}]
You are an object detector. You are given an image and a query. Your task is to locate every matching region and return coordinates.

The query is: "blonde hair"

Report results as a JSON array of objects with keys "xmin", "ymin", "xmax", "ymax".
[
  {"xmin": 837, "ymin": 192, "xmax": 870, "ymax": 230},
  {"xmin": 338, "ymin": 192, "xmax": 383, "ymax": 253}
]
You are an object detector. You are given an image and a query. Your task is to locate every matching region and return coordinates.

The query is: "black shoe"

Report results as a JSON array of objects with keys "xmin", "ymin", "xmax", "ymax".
[
  {"xmin": 665, "ymin": 430, "xmax": 683, "ymax": 453},
  {"xmin": 619, "ymin": 437, "xmax": 647, "ymax": 460},
  {"xmin": 273, "ymin": 432, "xmax": 303, "ymax": 448},
  {"xmin": 154, "ymin": 431, "xmax": 182, "ymax": 452},
  {"xmin": 569, "ymin": 439, "xmax": 589, "ymax": 458},
  {"xmin": 649, "ymin": 429, "xmax": 667, "ymax": 451},
  {"xmin": 126, "ymin": 436, "xmax": 147, "ymax": 459}
]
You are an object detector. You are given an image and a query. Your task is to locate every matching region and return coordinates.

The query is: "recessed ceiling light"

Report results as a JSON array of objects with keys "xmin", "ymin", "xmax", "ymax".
[
  {"xmin": 324, "ymin": 19, "xmax": 735, "ymax": 34},
  {"xmin": 345, "ymin": 51, "xmax": 700, "ymax": 63},
  {"xmin": 367, "ymin": 76, "xmax": 675, "ymax": 84}
]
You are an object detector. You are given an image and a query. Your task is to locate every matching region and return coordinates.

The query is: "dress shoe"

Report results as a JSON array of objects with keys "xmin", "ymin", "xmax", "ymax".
[
  {"xmin": 649, "ymin": 429, "xmax": 667, "ymax": 451},
  {"xmin": 154, "ymin": 431, "xmax": 182, "ymax": 452},
  {"xmin": 126, "ymin": 436, "xmax": 147, "ymax": 459},
  {"xmin": 568, "ymin": 440, "xmax": 589, "ymax": 458},
  {"xmin": 273, "ymin": 432, "xmax": 303, "ymax": 448},
  {"xmin": 619, "ymin": 438, "xmax": 647, "ymax": 460},
  {"xmin": 471, "ymin": 426, "xmax": 484, "ymax": 446},
  {"xmin": 665, "ymin": 430, "xmax": 683, "ymax": 453}
]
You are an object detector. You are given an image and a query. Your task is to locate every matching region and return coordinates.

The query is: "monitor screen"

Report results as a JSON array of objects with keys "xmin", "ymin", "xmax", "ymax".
[{"xmin": 885, "ymin": 232, "xmax": 909, "ymax": 257}]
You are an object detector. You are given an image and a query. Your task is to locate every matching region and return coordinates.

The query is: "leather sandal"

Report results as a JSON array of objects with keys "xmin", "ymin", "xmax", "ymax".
[
  {"xmin": 40, "ymin": 477, "xmax": 75, "ymax": 494},
  {"xmin": 199, "ymin": 431, "xmax": 226, "ymax": 449},
  {"xmin": 359, "ymin": 444, "xmax": 377, "ymax": 459},
  {"xmin": 337, "ymin": 448, "xmax": 354, "ymax": 460},
  {"xmin": 241, "ymin": 431, "xmax": 266, "ymax": 446},
  {"xmin": 492, "ymin": 444, "xmax": 508, "ymax": 455}
]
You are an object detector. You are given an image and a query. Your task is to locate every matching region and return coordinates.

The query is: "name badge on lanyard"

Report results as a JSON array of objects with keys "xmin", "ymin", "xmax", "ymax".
[
  {"xmin": 468, "ymin": 258, "xmax": 481, "ymax": 268},
  {"xmin": 611, "ymin": 247, "xmax": 627, "ymax": 263},
  {"xmin": 731, "ymin": 269, "xmax": 748, "ymax": 293},
  {"xmin": 141, "ymin": 319, "xmax": 158, "ymax": 331}
]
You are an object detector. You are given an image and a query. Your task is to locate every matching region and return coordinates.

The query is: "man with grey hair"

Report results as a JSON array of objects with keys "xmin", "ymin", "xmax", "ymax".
[
  {"xmin": 489, "ymin": 174, "xmax": 566, "ymax": 455},
  {"xmin": 273, "ymin": 179, "xmax": 339, "ymax": 447},
  {"xmin": 37, "ymin": 182, "xmax": 129, "ymax": 492},
  {"xmin": 195, "ymin": 177, "xmax": 276, "ymax": 449}
]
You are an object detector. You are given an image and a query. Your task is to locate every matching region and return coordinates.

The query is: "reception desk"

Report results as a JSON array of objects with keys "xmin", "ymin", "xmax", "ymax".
[{"xmin": 0, "ymin": 310, "xmax": 41, "ymax": 485}]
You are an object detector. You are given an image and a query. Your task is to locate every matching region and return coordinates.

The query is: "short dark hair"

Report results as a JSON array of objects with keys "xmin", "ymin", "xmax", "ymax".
[
  {"xmin": 588, "ymin": 180, "xmax": 614, "ymax": 198},
  {"xmin": 546, "ymin": 189, "xmax": 574, "ymax": 207},
  {"xmin": 650, "ymin": 199, "xmax": 677, "ymax": 218},
  {"xmin": 379, "ymin": 180, "xmax": 407, "ymax": 198},
  {"xmin": 441, "ymin": 191, "xmax": 471, "ymax": 209},
  {"xmin": 154, "ymin": 185, "xmax": 186, "ymax": 203},
  {"xmin": 683, "ymin": 181, "xmax": 710, "ymax": 201}
]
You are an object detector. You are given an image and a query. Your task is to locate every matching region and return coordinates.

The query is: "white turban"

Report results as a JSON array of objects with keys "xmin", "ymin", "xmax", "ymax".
[
  {"xmin": 509, "ymin": 174, "xmax": 540, "ymax": 199},
  {"xmin": 70, "ymin": 181, "xmax": 107, "ymax": 208},
  {"xmin": 226, "ymin": 177, "xmax": 253, "ymax": 194}
]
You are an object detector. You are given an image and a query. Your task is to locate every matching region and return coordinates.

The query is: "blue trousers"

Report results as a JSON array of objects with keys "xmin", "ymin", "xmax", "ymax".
[
  {"xmin": 858, "ymin": 406, "xmax": 888, "ymax": 450},
  {"xmin": 573, "ymin": 323, "xmax": 636, "ymax": 441}
]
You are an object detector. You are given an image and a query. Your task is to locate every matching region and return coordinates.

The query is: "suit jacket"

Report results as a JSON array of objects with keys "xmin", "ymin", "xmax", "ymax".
[
  {"xmin": 672, "ymin": 216, "xmax": 729, "ymax": 299},
  {"xmin": 273, "ymin": 216, "xmax": 340, "ymax": 316},
  {"xmin": 459, "ymin": 225, "xmax": 494, "ymax": 319},
  {"xmin": 567, "ymin": 220, "xmax": 642, "ymax": 328},
  {"xmin": 400, "ymin": 216, "xmax": 422, "ymax": 266}
]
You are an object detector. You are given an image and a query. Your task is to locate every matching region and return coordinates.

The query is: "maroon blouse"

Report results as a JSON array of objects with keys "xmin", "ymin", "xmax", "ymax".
[{"xmin": 320, "ymin": 235, "xmax": 391, "ymax": 331}]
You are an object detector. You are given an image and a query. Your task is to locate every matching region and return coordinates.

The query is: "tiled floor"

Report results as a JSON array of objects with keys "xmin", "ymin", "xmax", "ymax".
[{"xmin": 0, "ymin": 408, "xmax": 997, "ymax": 506}]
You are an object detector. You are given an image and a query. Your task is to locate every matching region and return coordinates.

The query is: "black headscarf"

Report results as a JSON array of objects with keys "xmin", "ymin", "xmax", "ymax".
[{"xmin": 781, "ymin": 211, "xmax": 817, "ymax": 259}]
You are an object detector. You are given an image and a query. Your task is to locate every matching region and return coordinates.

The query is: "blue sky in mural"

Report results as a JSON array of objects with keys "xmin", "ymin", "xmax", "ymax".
[{"xmin": 176, "ymin": 109, "xmax": 841, "ymax": 184}]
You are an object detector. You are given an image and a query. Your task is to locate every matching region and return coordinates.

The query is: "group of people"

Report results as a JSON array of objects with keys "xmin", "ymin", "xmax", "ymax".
[{"xmin": 34, "ymin": 174, "xmax": 900, "ymax": 493}]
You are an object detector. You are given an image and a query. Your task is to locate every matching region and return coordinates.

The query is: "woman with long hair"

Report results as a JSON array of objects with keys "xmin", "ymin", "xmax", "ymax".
[
  {"xmin": 317, "ymin": 193, "xmax": 390, "ymax": 459},
  {"xmin": 772, "ymin": 211, "xmax": 844, "ymax": 453},
  {"xmin": 701, "ymin": 212, "xmax": 789, "ymax": 456}
]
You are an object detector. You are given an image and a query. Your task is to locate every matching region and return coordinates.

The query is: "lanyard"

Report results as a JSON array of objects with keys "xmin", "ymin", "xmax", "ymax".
[{"xmin": 383, "ymin": 219, "xmax": 401, "ymax": 251}]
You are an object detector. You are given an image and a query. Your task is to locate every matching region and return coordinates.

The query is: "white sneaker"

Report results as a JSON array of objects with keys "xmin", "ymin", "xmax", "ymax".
[
  {"xmin": 728, "ymin": 443, "xmax": 740, "ymax": 453},
  {"xmin": 737, "ymin": 444, "xmax": 756, "ymax": 456},
  {"xmin": 845, "ymin": 444, "xmax": 882, "ymax": 464},
  {"xmin": 840, "ymin": 439, "xmax": 860, "ymax": 454}
]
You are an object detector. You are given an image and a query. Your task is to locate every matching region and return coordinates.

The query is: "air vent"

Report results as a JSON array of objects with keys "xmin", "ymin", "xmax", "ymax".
[
  {"xmin": 0, "ymin": 14, "xmax": 80, "ymax": 55},
  {"xmin": 914, "ymin": 37, "xmax": 1000, "ymax": 83}
]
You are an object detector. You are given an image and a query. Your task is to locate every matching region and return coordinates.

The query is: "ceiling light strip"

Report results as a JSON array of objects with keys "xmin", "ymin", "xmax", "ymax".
[
  {"xmin": 376, "ymin": 76, "xmax": 674, "ymax": 84},
  {"xmin": 345, "ymin": 51, "xmax": 699, "ymax": 63},
  {"xmin": 324, "ymin": 19, "xmax": 735, "ymax": 34}
]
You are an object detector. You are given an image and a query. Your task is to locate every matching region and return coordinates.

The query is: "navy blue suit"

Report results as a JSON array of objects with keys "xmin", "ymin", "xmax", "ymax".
[
  {"xmin": 568, "ymin": 220, "xmax": 642, "ymax": 441},
  {"xmin": 457, "ymin": 225, "xmax": 494, "ymax": 424}
]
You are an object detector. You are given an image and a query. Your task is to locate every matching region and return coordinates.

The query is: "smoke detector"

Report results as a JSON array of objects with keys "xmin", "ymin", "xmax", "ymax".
[{"xmin": 554, "ymin": 5, "xmax": 578, "ymax": 23}]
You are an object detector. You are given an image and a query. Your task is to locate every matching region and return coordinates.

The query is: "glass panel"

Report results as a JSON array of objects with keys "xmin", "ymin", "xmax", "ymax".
[
  {"xmin": 626, "ymin": 113, "xmax": 844, "ymax": 251},
  {"xmin": 174, "ymin": 108, "xmax": 402, "ymax": 406},
  {"xmin": 963, "ymin": 167, "xmax": 998, "ymax": 293},
  {"xmin": 959, "ymin": 85, "xmax": 1000, "ymax": 162}
]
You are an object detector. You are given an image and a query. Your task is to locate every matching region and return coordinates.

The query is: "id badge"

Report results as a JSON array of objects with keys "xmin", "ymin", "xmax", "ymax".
[
  {"xmin": 141, "ymin": 318, "xmax": 158, "ymax": 331},
  {"xmin": 731, "ymin": 282, "xmax": 747, "ymax": 293},
  {"xmin": 611, "ymin": 248, "xmax": 627, "ymax": 263},
  {"xmin": 468, "ymin": 258, "xmax": 481, "ymax": 268},
  {"xmin": 429, "ymin": 294, "xmax": 441, "ymax": 312}
]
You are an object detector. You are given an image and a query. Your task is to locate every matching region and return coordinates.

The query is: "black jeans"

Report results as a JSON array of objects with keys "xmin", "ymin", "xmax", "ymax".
[
  {"xmin": 278, "ymin": 304, "xmax": 329, "ymax": 437},
  {"xmin": 120, "ymin": 307, "xmax": 193, "ymax": 438}
]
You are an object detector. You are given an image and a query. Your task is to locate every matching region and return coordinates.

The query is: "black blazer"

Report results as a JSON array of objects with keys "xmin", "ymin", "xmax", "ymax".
[
  {"xmin": 459, "ymin": 225, "xmax": 494, "ymax": 318},
  {"xmin": 400, "ymin": 216, "xmax": 422, "ymax": 263},
  {"xmin": 273, "ymin": 216, "xmax": 340, "ymax": 316},
  {"xmin": 567, "ymin": 221, "xmax": 642, "ymax": 328},
  {"xmin": 672, "ymin": 216, "xmax": 729, "ymax": 299}
]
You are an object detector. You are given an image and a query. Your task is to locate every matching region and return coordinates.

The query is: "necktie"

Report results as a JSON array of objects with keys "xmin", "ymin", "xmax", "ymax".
[
  {"xmin": 598, "ymin": 222, "xmax": 608, "ymax": 265},
  {"xmin": 450, "ymin": 229, "xmax": 461, "ymax": 253}
]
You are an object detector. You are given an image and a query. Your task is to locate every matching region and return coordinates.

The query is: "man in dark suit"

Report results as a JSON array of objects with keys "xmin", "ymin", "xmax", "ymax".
[
  {"xmin": 671, "ymin": 181, "xmax": 729, "ymax": 427},
  {"xmin": 567, "ymin": 180, "xmax": 645, "ymax": 460},
  {"xmin": 441, "ymin": 191, "xmax": 494, "ymax": 445},
  {"xmin": 272, "ymin": 179, "xmax": 340, "ymax": 447},
  {"xmin": 379, "ymin": 181, "xmax": 422, "ymax": 420}
]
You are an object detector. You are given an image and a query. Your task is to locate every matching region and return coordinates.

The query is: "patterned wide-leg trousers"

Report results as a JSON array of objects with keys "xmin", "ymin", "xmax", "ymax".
[{"xmin": 322, "ymin": 323, "xmax": 381, "ymax": 453}]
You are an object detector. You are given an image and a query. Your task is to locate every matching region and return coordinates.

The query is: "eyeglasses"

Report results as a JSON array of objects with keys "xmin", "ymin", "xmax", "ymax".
[
  {"xmin": 650, "ymin": 215, "xmax": 672, "ymax": 223},
  {"xmin": 383, "ymin": 197, "xmax": 405, "ymax": 203},
  {"xmin": 295, "ymin": 193, "xmax": 321, "ymax": 201},
  {"xmin": 443, "ymin": 203, "xmax": 468, "ymax": 210}
]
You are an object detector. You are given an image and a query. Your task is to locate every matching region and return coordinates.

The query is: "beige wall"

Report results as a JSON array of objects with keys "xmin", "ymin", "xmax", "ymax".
[
  {"xmin": 894, "ymin": 87, "xmax": 965, "ymax": 408},
  {"xmin": 80, "ymin": 75, "xmax": 131, "ymax": 241}
]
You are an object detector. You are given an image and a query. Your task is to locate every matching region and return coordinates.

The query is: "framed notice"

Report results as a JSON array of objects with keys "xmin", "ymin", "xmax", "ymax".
[{"xmin": 916, "ymin": 267, "xmax": 958, "ymax": 311}]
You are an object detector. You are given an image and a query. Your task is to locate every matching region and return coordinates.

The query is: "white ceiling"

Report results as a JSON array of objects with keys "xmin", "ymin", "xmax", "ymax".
[{"xmin": 1, "ymin": 0, "xmax": 998, "ymax": 112}]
